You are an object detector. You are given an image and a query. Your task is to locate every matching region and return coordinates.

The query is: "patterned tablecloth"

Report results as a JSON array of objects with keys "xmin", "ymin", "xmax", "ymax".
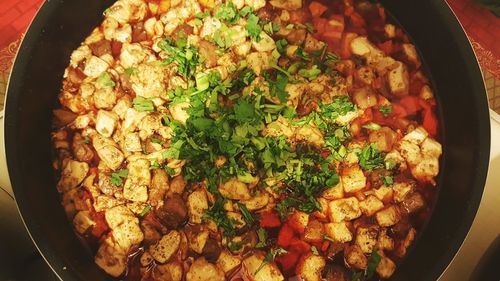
[{"xmin": 0, "ymin": 0, "xmax": 499, "ymax": 111}]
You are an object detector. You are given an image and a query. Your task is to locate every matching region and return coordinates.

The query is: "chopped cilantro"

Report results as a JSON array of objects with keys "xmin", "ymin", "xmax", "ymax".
[
  {"xmin": 362, "ymin": 122, "xmax": 381, "ymax": 130},
  {"xmin": 318, "ymin": 96, "xmax": 356, "ymax": 120},
  {"xmin": 237, "ymin": 203, "xmax": 255, "ymax": 225},
  {"xmin": 311, "ymin": 245, "xmax": 319, "ymax": 255},
  {"xmin": 133, "ymin": 96, "xmax": 155, "ymax": 112},
  {"xmin": 164, "ymin": 166, "xmax": 176, "ymax": 176},
  {"xmin": 276, "ymin": 39, "xmax": 288, "ymax": 54},
  {"xmin": 214, "ymin": 1, "xmax": 238, "ymax": 23},
  {"xmin": 96, "ymin": 72, "xmax": 115, "ymax": 87},
  {"xmin": 239, "ymin": 6, "xmax": 253, "ymax": 17},
  {"xmin": 366, "ymin": 249, "xmax": 382, "ymax": 279},
  {"xmin": 379, "ymin": 105, "xmax": 393, "ymax": 117},
  {"xmin": 204, "ymin": 198, "xmax": 238, "ymax": 237},
  {"xmin": 383, "ymin": 175, "xmax": 394, "ymax": 186},
  {"xmin": 255, "ymin": 248, "xmax": 288, "ymax": 275},
  {"xmin": 266, "ymin": 73, "xmax": 289, "ymax": 103},
  {"xmin": 82, "ymin": 136, "xmax": 91, "ymax": 144},
  {"xmin": 124, "ymin": 67, "xmax": 138, "ymax": 76},
  {"xmin": 351, "ymin": 271, "xmax": 363, "ymax": 281},
  {"xmin": 139, "ymin": 205, "xmax": 151, "ymax": 217},
  {"xmin": 246, "ymin": 14, "xmax": 262, "ymax": 41},
  {"xmin": 298, "ymin": 65, "xmax": 322, "ymax": 80},
  {"xmin": 358, "ymin": 144, "xmax": 385, "ymax": 171},
  {"xmin": 110, "ymin": 169, "xmax": 128, "ymax": 186},
  {"xmin": 255, "ymin": 228, "xmax": 267, "ymax": 248},
  {"xmin": 150, "ymin": 138, "xmax": 162, "ymax": 144},
  {"xmin": 158, "ymin": 38, "xmax": 199, "ymax": 78},
  {"xmin": 195, "ymin": 11, "xmax": 210, "ymax": 19},
  {"xmin": 323, "ymin": 234, "xmax": 335, "ymax": 242}
]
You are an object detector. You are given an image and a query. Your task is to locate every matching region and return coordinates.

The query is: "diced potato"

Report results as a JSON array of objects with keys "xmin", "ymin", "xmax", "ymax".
[
  {"xmin": 341, "ymin": 166, "xmax": 366, "ymax": 193},
  {"xmin": 384, "ymin": 24, "xmax": 396, "ymax": 38},
  {"xmin": 296, "ymin": 254, "xmax": 326, "ymax": 281},
  {"xmin": 294, "ymin": 123, "xmax": 325, "ymax": 148},
  {"xmin": 218, "ymin": 177, "xmax": 251, "ymax": 201},
  {"xmin": 288, "ymin": 210, "xmax": 309, "ymax": 234},
  {"xmin": 402, "ymin": 126, "xmax": 428, "ymax": 145},
  {"xmin": 375, "ymin": 205, "xmax": 401, "ymax": 227},
  {"xmin": 345, "ymin": 245, "xmax": 367, "ymax": 270},
  {"xmin": 359, "ymin": 195, "xmax": 384, "ymax": 216},
  {"xmin": 355, "ymin": 226, "xmax": 379, "ymax": 254},
  {"xmin": 123, "ymin": 180, "xmax": 148, "ymax": 202},
  {"xmin": 246, "ymin": 52, "xmax": 271, "ymax": 76},
  {"xmin": 304, "ymin": 33, "xmax": 325, "ymax": 52},
  {"xmin": 385, "ymin": 150, "xmax": 407, "ymax": 172},
  {"xmin": 304, "ymin": 220, "xmax": 324, "ymax": 243},
  {"xmin": 401, "ymin": 43, "xmax": 420, "ymax": 67},
  {"xmin": 187, "ymin": 189, "xmax": 209, "ymax": 224},
  {"xmin": 328, "ymin": 197, "xmax": 362, "ymax": 222},
  {"xmin": 242, "ymin": 192, "xmax": 269, "ymax": 211},
  {"xmin": 217, "ymin": 250, "xmax": 242, "ymax": 274},
  {"xmin": 149, "ymin": 230, "xmax": 181, "ymax": 263},
  {"xmin": 244, "ymin": 0, "xmax": 266, "ymax": 11},
  {"xmin": 140, "ymin": 252, "xmax": 154, "ymax": 267},
  {"xmin": 190, "ymin": 229, "xmax": 209, "ymax": 254},
  {"xmin": 105, "ymin": 206, "xmax": 144, "ymax": 250},
  {"xmin": 242, "ymin": 253, "xmax": 284, "ymax": 281},
  {"xmin": 95, "ymin": 237, "xmax": 128, "ymax": 277},
  {"xmin": 324, "ymin": 222, "xmax": 352, "ymax": 243},
  {"xmin": 92, "ymin": 136, "xmax": 125, "ymax": 170},
  {"xmin": 169, "ymin": 175, "xmax": 187, "ymax": 195},
  {"xmin": 322, "ymin": 180, "xmax": 344, "ymax": 200},
  {"xmin": 169, "ymin": 101, "xmax": 191, "ymax": 125},
  {"xmin": 186, "ymin": 257, "xmax": 225, "ymax": 281},
  {"xmin": 376, "ymin": 255, "xmax": 396, "ymax": 278},
  {"xmin": 123, "ymin": 133, "xmax": 142, "ymax": 152}
]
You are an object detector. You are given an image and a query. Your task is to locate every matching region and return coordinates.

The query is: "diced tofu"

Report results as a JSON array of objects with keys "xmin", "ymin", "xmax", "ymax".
[
  {"xmin": 120, "ymin": 43, "xmax": 148, "ymax": 69},
  {"xmin": 169, "ymin": 101, "xmax": 191, "ymax": 125},
  {"xmin": 149, "ymin": 230, "xmax": 181, "ymax": 263},
  {"xmin": 411, "ymin": 157, "xmax": 440, "ymax": 184},
  {"xmin": 384, "ymin": 24, "xmax": 396, "ymax": 38},
  {"xmin": 294, "ymin": 123, "xmax": 325, "ymax": 148},
  {"xmin": 122, "ymin": 108, "xmax": 148, "ymax": 132},
  {"xmin": 242, "ymin": 192, "xmax": 269, "ymax": 210},
  {"xmin": 304, "ymin": 33, "xmax": 326, "ymax": 52},
  {"xmin": 246, "ymin": 52, "xmax": 271, "ymax": 76},
  {"xmin": 263, "ymin": 117, "xmax": 295, "ymax": 139},
  {"xmin": 359, "ymin": 195, "xmax": 384, "ymax": 216},
  {"xmin": 244, "ymin": 0, "xmax": 266, "ymax": 11},
  {"xmin": 73, "ymin": 210, "xmax": 96, "ymax": 234},
  {"xmin": 140, "ymin": 252, "xmax": 154, "ymax": 267},
  {"xmin": 421, "ymin": 137, "xmax": 442, "ymax": 158},
  {"xmin": 334, "ymin": 110, "xmax": 361, "ymax": 126},
  {"xmin": 341, "ymin": 166, "xmax": 366, "ymax": 193},
  {"xmin": 375, "ymin": 205, "xmax": 401, "ymax": 227},
  {"xmin": 95, "ymin": 237, "xmax": 128, "ymax": 277},
  {"xmin": 70, "ymin": 45, "xmax": 92, "ymax": 68},
  {"xmin": 113, "ymin": 97, "xmax": 132, "ymax": 120},
  {"xmin": 345, "ymin": 245, "xmax": 367, "ymax": 270},
  {"xmin": 218, "ymin": 177, "xmax": 251, "ymax": 201},
  {"xmin": 123, "ymin": 179, "xmax": 148, "ymax": 202},
  {"xmin": 322, "ymin": 180, "xmax": 344, "ymax": 200},
  {"xmin": 269, "ymin": 0, "xmax": 302, "ymax": 10},
  {"xmin": 328, "ymin": 197, "xmax": 362, "ymax": 222},
  {"xmin": 104, "ymin": 206, "xmax": 143, "ymax": 251},
  {"xmin": 401, "ymin": 43, "xmax": 420, "ymax": 67},
  {"xmin": 130, "ymin": 63, "xmax": 168, "ymax": 98},
  {"xmin": 242, "ymin": 253, "xmax": 284, "ymax": 281},
  {"xmin": 155, "ymin": 262, "xmax": 183, "ymax": 281},
  {"xmin": 190, "ymin": 229, "xmax": 209, "ymax": 254},
  {"xmin": 355, "ymin": 226, "xmax": 379, "ymax": 254},
  {"xmin": 377, "ymin": 229, "xmax": 394, "ymax": 251},
  {"xmin": 187, "ymin": 189, "xmax": 209, "ymax": 224},
  {"xmin": 94, "ymin": 87, "xmax": 117, "ymax": 109},
  {"xmin": 169, "ymin": 175, "xmax": 187, "ymax": 195},
  {"xmin": 324, "ymin": 222, "xmax": 353, "ymax": 243},
  {"xmin": 385, "ymin": 150, "xmax": 407, "ymax": 171},
  {"xmin": 93, "ymin": 136, "xmax": 125, "ymax": 170},
  {"xmin": 387, "ymin": 62, "xmax": 409, "ymax": 96},
  {"xmin": 296, "ymin": 254, "xmax": 326, "ymax": 281},
  {"xmin": 96, "ymin": 110, "xmax": 118, "ymax": 137},
  {"xmin": 83, "ymin": 56, "xmax": 109, "ymax": 78},
  {"xmin": 304, "ymin": 220, "xmax": 324, "ymax": 243},
  {"xmin": 252, "ymin": 32, "xmax": 276, "ymax": 52},
  {"xmin": 399, "ymin": 140, "xmax": 422, "ymax": 166},
  {"xmin": 57, "ymin": 159, "xmax": 89, "ymax": 192},
  {"xmin": 93, "ymin": 195, "xmax": 122, "ymax": 212},
  {"xmin": 350, "ymin": 37, "xmax": 396, "ymax": 74},
  {"xmin": 402, "ymin": 126, "xmax": 428, "ymax": 144},
  {"xmin": 288, "ymin": 210, "xmax": 309, "ymax": 234},
  {"xmin": 200, "ymin": 17, "xmax": 222, "ymax": 38},
  {"xmin": 377, "ymin": 255, "xmax": 396, "ymax": 278},
  {"xmin": 420, "ymin": 85, "xmax": 434, "ymax": 100},
  {"xmin": 392, "ymin": 181, "xmax": 414, "ymax": 202},
  {"xmin": 186, "ymin": 257, "xmax": 225, "ymax": 281},
  {"xmin": 123, "ymin": 133, "xmax": 142, "ymax": 152},
  {"xmin": 217, "ymin": 250, "xmax": 242, "ymax": 274}
]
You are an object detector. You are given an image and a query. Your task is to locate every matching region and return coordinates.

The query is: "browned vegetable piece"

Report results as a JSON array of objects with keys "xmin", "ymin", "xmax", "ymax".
[
  {"xmin": 89, "ymin": 40, "xmax": 112, "ymax": 57},
  {"xmin": 149, "ymin": 169, "xmax": 169, "ymax": 207},
  {"xmin": 304, "ymin": 220, "xmax": 324, "ymax": 243},
  {"xmin": 401, "ymin": 192, "xmax": 425, "ymax": 214},
  {"xmin": 286, "ymin": 28, "xmax": 307, "ymax": 44},
  {"xmin": 324, "ymin": 265, "xmax": 349, "ymax": 281},
  {"xmin": 344, "ymin": 245, "xmax": 368, "ymax": 270},
  {"xmin": 198, "ymin": 40, "xmax": 219, "ymax": 68},
  {"xmin": 141, "ymin": 220, "xmax": 161, "ymax": 246},
  {"xmin": 156, "ymin": 194, "xmax": 187, "ymax": 229},
  {"xmin": 72, "ymin": 133, "xmax": 94, "ymax": 162},
  {"xmin": 368, "ymin": 127, "xmax": 397, "ymax": 152},
  {"xmin": 202, "ymin": 237, "xmax": 222, "ymax": 263},
  {"xmin": 132, "ymin": 22, "xmax": 148, "ymax": 43}
]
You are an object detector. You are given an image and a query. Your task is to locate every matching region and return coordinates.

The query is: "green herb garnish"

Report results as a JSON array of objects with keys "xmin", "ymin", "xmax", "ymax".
[{"xmin": 110, "ymin": 169, "xmax": 128, "ymax": 186}]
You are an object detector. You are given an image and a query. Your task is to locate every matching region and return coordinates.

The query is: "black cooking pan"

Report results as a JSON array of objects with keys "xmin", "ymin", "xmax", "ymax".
[{"xmin": 3, "ymin": 0, "xmax": 490, "ymax": 280}]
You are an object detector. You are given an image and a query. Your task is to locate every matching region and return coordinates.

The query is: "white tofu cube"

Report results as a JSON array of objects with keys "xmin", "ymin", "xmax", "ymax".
[
  {"xmin": 328, "ymin": 197, "xmax": 362, "ymax": 222},
  {"xmin": 375, "ymin": 205, "xmax": 401, "ymax": 227},
  {"xmin": 341, "ymin": 166, "xmax": 366, "ymax": 193},
  {"xmin": 324, "ymin": 222, "xmax": 353, "ymax": 243},
  {"xmin": 359, "ymin": 195, "xmax": 384, "ymax": 216},
  {"xmin": 355, "ymin": 226, "xmax": 379, "ymax": 254},
  {"xmin": 96, "ymin": 110, "xmax": 118, "ymax": 137},
  {"xmin": 387, "ymin": 62, "xmax": 409, "ymax": 96}
]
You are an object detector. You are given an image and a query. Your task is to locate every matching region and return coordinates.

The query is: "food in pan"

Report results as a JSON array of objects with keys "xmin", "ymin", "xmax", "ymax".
[{"xmin": 51, "ymin": 0, "xmax": 442, "ymax": 280}]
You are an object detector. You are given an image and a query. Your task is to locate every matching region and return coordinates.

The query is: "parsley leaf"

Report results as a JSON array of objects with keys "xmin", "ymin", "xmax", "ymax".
[
  {"xmin": 383, "ymin": 175, "xmax": 394, "ymax": 186},
  {"xmin": 110, "ymin": 169, "xmax": 128, "ymax": 186},
  {"xmin": 379, "ymin": 105, "xmax": 393, "ymax": 117},
  {"xmin": 96, "ymin": 72, "xmax": 115, "ymax": 87},
  {"xmin": 255, "ymin": 228, "xmax": 267, "ymax": 248},
  {"xmin": 133, "ymin": 96, "xmax": 155, "ymax": 112},
  {"xmin": 246, "ymin": 14, "xmax": 262, "ymax": 41},
  {"xmin": 358, "ymin": 144, "xmax": 385, "ymax": 171}
]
